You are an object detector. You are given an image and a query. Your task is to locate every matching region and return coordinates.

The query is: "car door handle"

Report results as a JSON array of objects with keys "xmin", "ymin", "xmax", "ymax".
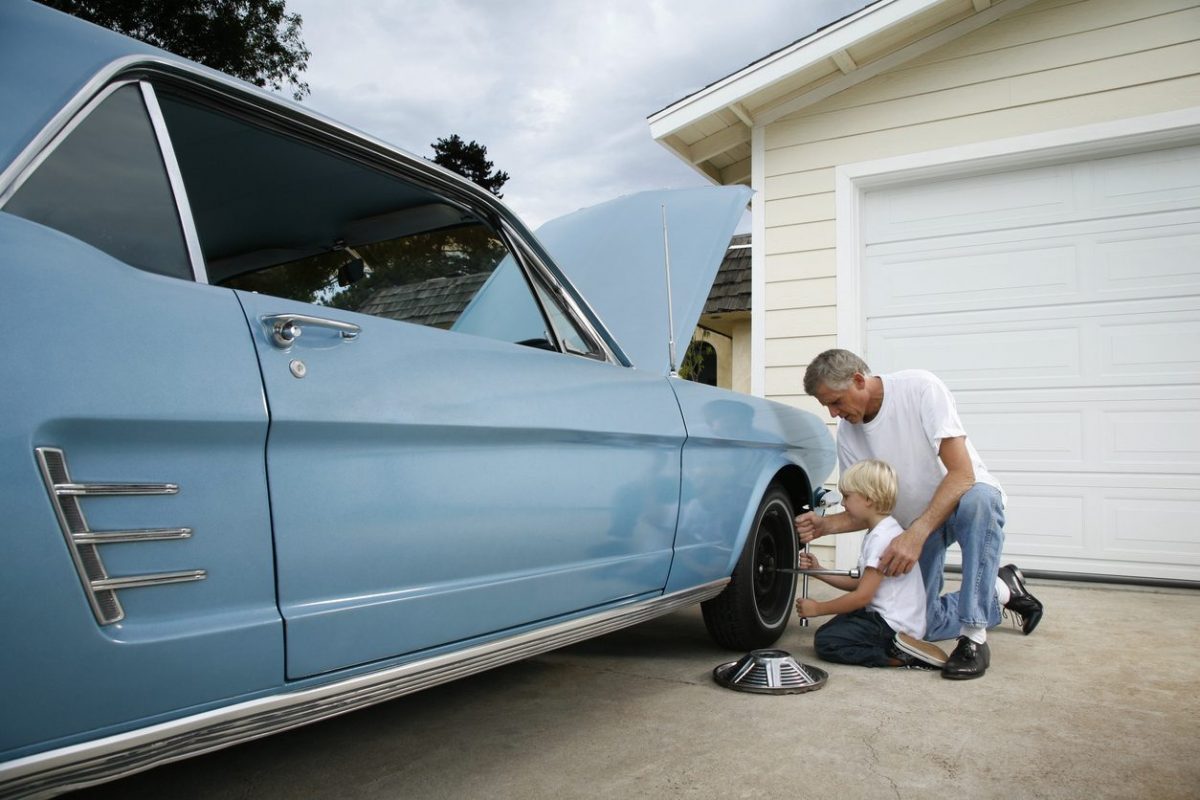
[{"xmin": 261, "ymin": 313, "xmax": 361, "ymax": 348}]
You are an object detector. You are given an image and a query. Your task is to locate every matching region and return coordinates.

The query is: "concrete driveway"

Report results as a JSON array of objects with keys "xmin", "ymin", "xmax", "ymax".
[{"xmin": 74, "ymin": 578, "xmax": 1200, "ymax": 800}]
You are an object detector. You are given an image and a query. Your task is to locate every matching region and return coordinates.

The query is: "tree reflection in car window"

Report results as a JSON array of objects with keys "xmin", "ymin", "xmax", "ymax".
[{"xmin": 153, "ymin": 86, "xmax": 593, "ymax": 351}]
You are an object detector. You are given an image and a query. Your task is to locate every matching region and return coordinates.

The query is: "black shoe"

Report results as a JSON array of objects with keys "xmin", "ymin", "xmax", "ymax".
[
  {"xmin": 941, "ymin": 636, "xmax": 990, "ymax": 680},
  {"xmin": 998, "ymin": 563, "xmax": 1043, "ymax": 635}
]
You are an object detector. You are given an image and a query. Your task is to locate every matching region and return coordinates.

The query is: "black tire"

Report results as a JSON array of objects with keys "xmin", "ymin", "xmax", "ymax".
[{"xmin": 701, "ymin": 484, "xmax": 798, "ymax": 650}]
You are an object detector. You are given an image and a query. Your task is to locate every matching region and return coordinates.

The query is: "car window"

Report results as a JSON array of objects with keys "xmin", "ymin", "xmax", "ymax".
[
  {"xmin": 2, "ymin": 83, "xmax": 192, "ymax": 279},
  {"xmin": 152, "ymin": 87, "xmax": 588, "ymax": 351}
]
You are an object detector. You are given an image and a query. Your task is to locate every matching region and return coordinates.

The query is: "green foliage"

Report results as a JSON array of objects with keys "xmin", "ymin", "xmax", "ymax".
[
  {"xmin": 678, "ymin": 332, "xmax": 716, "ymax": 384},
  {"xmin": 432, "ymin": 135, "xmax": 510, "ymax": 197},
  {"xmin": 39, "ymin": 0, "xmax": 311, "ymax": 100}
]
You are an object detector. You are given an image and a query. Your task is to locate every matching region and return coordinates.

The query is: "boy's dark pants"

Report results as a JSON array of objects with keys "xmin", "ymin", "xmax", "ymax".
[{"xmin": 813, "ymin": 608, "xmax": 896, "ymax": 667}]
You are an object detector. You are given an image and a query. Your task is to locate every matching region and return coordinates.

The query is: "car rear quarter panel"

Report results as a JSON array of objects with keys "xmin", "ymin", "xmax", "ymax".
[{"xmin": 0, "ymin": 215, "xmax": 282, "ymax": 759}]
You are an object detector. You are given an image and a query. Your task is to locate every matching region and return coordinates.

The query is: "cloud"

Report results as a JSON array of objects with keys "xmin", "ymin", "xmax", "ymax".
[{"xmin": 285, "ymin": 0, "xmax": 870, "ymax": 226}]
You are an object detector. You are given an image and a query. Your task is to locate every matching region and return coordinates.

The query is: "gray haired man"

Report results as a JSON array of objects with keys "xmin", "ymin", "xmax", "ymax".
[{"xmin": 794, "ymin": 349, "xmax": 1043, "ymax": 679}]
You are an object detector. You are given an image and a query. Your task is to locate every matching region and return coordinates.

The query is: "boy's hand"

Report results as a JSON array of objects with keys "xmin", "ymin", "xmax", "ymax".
[
  {"xmin": 795, "ymin": 598, "xmax": 821, "ymax": 618},
  {"xmin": 797, "ymin": 552, "xmax": 823, "ymax": 570}
]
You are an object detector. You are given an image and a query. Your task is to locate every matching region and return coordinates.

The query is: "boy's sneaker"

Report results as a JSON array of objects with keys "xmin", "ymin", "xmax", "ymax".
[
  {"xmin": 892, "ymin": 632, "xmax": 948, "ymax": 669},
  {"xmin": 998, "ymin": 563, "xmax": 1044, "ymax": 635}
]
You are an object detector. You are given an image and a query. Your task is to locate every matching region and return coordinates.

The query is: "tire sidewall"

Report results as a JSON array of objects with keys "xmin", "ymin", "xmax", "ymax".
[{"xmin": 741, "ymin": 487, "xmax": 797, "ymax": 631}]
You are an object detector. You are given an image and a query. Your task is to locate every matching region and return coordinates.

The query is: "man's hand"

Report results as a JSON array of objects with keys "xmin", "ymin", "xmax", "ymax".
[
  {"xmin": 795, "ymin": 598, "xmax": 822, "ymax": 618},
  {"xmin": 794, "ymin": 511, "xmax": 829, "ymax": 544},
  {"xmin": 877, "ymin": 529, "xmax": 924, "ymax": 576}
]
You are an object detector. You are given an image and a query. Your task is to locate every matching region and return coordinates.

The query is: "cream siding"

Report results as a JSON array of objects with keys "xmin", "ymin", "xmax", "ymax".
[
  {"xmin": 761, "ymin": 0, "xmax": 1200, "ymax": 404},
  {"xmin": 731, "ymin": 318, "xmax": 752, "ymax": 394}
]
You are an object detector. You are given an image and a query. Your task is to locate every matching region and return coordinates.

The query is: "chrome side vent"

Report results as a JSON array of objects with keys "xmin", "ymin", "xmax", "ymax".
[{"xmin": 35, "ymin": 447, "xmax": 205, "ymax": 625}]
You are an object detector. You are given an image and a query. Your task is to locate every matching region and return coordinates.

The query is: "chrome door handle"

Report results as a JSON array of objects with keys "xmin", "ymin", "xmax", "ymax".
[{"xmin": 261, "ymin": 313, "xmax": 361, "ymax": 348}]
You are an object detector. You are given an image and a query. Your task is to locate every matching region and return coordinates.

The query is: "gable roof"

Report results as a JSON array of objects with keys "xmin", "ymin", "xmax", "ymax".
[
  {"xmin": 705, "ymin": 234, "xmax": 751, "ymax": 315},
  {"xmin": 649, "ymin": 0, "xmax": 1039, "ymax": 185}
]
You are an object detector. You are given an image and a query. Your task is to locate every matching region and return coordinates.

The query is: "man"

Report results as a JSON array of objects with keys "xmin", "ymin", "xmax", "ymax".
[{"xmin": 794, "ymin": 349, "xmax": 1043, "ymax": 680}]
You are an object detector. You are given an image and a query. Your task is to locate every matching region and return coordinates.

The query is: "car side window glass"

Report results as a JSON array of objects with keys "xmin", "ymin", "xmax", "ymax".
[
  {"xmin": 3, "ymin": 84, "xmax": 192, "ymax": 280},
  {"xmin": 153, "ymin": 89, "xmax": 568, "ymax": 351},
  {"xmin": 532, "ymin": 281, "xmax": 593, "ymax": 356}
]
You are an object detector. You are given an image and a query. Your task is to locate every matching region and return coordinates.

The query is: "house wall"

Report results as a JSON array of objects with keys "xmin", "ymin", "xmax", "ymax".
[
  {"xmin": 732, "ymin": 318, "xmax": 752, "ymax": 394},
  {"xmin": 760, "ymin": 0, "xmax": 1200, "ymax": 410}
]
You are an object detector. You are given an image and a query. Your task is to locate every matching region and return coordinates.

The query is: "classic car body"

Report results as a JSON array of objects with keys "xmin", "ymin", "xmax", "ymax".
[{"xmin": 0, "ymin": 2, "xmax": 835, "ymax": 796}]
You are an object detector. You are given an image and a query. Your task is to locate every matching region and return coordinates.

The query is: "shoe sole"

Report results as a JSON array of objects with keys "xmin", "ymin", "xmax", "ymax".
[
  {"xmin": 1003, "ymin": 564, "xmax": 1044, "ymax": 635},
  {"xmin": 941, "ymin": 669, "xmax": 986, "ymax": 680},
  {"xmin": 894, "ymin": 633, "xmax": 948, "ymax": 668},
  {"xmin": 1003, "ymin": 563, "xmax": 1028, "ymax": 592}
]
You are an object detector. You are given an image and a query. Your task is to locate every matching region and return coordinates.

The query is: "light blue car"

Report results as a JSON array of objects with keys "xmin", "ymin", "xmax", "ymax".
[{"xmin": 0, "ymin": 2, "xmax": 834, "ymax": 795}]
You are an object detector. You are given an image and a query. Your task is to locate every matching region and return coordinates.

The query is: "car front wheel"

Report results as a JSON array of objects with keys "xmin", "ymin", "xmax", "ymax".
[{"xmin": 701, "ymin": 484, "xmax": 798, "ymax": 650}]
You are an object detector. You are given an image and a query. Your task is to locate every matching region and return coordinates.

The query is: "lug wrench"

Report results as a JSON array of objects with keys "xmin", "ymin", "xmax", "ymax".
[{"xmin": 793, "ymin": 488, "xmax": 843, "ymax": 626}]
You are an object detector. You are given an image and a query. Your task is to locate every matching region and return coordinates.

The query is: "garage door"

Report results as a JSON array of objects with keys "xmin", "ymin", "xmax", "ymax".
[{"xmin": 861, "ymin": 143, "xmax": 1200, "ymax": 582}]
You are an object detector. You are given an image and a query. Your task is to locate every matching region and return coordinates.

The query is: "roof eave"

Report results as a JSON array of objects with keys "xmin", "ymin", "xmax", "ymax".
[{"xmin": 648, "ymin": 0, "xmax": 937, "ymax": 141}]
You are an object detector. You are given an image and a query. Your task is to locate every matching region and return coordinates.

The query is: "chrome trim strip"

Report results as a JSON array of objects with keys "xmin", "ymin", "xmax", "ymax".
[
  {"xmin": 73, "ymin": 528, "xmax": 193, "ymax": 544},
  {"xmin": 141, "ymin": 82, "xmax": 208, "ymax": 284},
  {"xmin": 501, "ymin": 220, "xmax": 621, "ymax": 365},
  {"xmin": 54, "ymin": 482, "xmax": 179, "ymax": 497},
  {"xmin": 35, "ymin": 448, "xmax": 120, "ymax": 624},
  {"xmin": 0, "ymin": 579, "xmax": 728, "ymax": 799},
  {"xmin": 34, "ymin": 447, "xmax": 198, "ymax": 626},
  {"xmin": 91, "ymin": 570, "xmax": 207, "ymax": 591},
  {"xmin": 0, "ymin": 76, "xmax": 133, "ymax": 205}
]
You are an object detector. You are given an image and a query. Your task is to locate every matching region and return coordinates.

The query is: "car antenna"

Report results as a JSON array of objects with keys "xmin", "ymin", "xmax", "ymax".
[{"xmin": 661, "ymin": 204, "xmax": 679, "ymax": 377}]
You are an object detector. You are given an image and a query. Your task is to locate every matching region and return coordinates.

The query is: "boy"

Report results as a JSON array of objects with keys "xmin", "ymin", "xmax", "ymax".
[{"xmin": 795, "ymin": 459, "xmax": 947, "ymax": 669}]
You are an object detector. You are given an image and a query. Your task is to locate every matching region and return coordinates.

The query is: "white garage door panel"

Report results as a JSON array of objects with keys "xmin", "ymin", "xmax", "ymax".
[
  {"xmin": 984, "ymin": 480, "xmax": 1200, "ymax": 581},
  {"xmin": 1107, "ymin": 408, "xmax": 1200, "ymax": 469},
  {"xmin": 1092, "ymin": 145, "xmax": 1200, "ymax": 211},
  {"xmin": 866, "ymin": 215, "xmax": 1200, "ymax": 315},
  {"xmin": 1104, "ymin": 317, "xmax": 1200, "ymax": 378},
  {"xmin": 867, "ymin": 303, "xmax": 1200, "ymax": 390},
  {"xmin": 868, "ymin": 144, "xmax": 1200, "ymax": 244},
  {"xmin": 1098, "ymin": 229, "xmax": 1200, "ymax": 294},
  {"xmin": 862, "ymin": 142, "xmax": 1200, "ymax": 580},
  {"xmin": 960, "ymin": 409, "xmax": 1085, "ymax": 466},
  {"xmin": 960, "ymin": 395, "xmax": 1200, "ymax": 474}
]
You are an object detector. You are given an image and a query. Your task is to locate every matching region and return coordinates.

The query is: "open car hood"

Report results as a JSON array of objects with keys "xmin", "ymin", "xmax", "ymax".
[{"xmin": 535, "ymin": 186, "xmax": 752, "ymax": 375}]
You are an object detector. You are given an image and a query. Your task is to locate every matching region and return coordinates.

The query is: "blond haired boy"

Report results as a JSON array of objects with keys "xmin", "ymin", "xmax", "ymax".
[{"xmin": 796, "ymin": 460, "xmax": 947, "ymax": 669}]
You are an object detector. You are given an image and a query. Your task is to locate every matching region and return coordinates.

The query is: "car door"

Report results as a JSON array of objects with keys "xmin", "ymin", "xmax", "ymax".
[
  {"xmin": 0, "ymin": 82, "xmax": 281, "ymax": 758},
  {"xmin": 236, "ymin": 290, "xmax": 684, "ymax": 678},
  {"xmin": 147, "ymin": 85, "xmax": 686, "ymax": 679}
]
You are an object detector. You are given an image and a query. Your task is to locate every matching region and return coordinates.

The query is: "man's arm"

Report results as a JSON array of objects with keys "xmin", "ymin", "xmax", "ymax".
[
  {"xmin": 794, "ymin": 508, "xmax": 864, "ymax": 543},
  {"xmin": 877, "ymin": 436, "xmax": 975, "ymax": 576}
]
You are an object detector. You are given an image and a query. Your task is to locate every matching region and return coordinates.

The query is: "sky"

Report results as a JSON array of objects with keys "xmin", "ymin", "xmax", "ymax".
[{"xmin": 283, "ymin": 0, "xmax": 871, "ymax": 228}]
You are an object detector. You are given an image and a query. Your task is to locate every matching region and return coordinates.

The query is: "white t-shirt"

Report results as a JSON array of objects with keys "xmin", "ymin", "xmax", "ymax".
[
  {"xmin": 861, "ymin": 516, "xmax": 927, "ymax": 639},
  {"xmin": 836, "ymin": 370, "xmax": 1004, "ymax": 529}
]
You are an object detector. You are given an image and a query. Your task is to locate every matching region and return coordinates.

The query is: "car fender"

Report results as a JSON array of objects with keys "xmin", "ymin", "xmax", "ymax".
[{"xmin": 664, "ymin": 380, "xmax": 834, "ymax": 593}]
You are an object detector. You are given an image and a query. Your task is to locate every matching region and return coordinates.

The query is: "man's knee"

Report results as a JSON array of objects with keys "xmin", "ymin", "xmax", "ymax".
[{"xmin": 950, "ymin": 484, "xmax": 1001, "ymax": 525}]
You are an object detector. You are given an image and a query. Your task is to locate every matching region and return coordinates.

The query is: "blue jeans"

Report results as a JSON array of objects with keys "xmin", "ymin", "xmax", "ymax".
[
  {"xmin": 918, "ymin": 483, "xmax": 1005, "ymax": 641},
  {"xmin": 814, "ymin": 608, "xmax": 896, "ymax": 668}
]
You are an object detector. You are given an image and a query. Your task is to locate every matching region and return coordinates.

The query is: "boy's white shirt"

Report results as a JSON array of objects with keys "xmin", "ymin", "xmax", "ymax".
[{"xmin": 859, "ymin": 515, "xmax": 927, "ymax": 639}]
